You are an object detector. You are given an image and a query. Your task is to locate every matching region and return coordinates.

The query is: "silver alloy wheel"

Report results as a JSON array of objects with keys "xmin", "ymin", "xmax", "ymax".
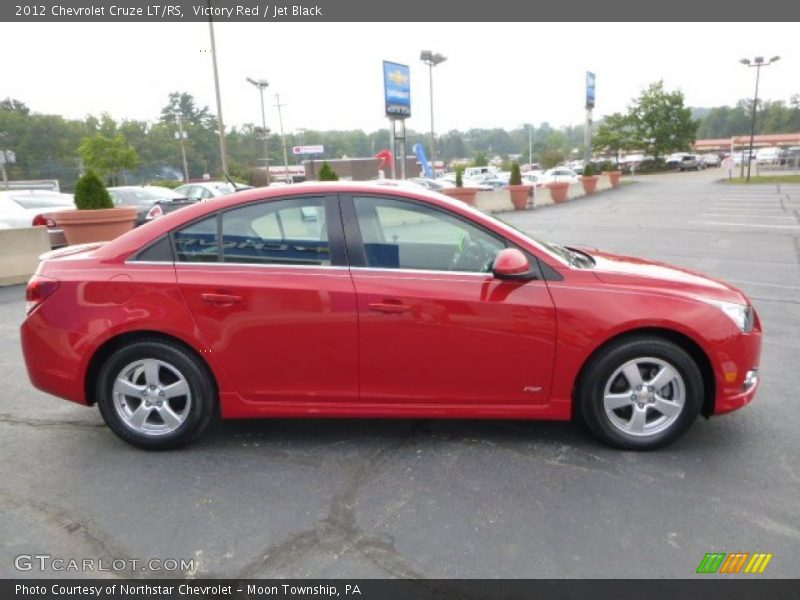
[
  {"xmin": 602, "ymin": 357, "xmax": 686, "ymax": 437},
  {"xmin": 112, "ymin": 358, "xmax": 192, "ymax": 436}
]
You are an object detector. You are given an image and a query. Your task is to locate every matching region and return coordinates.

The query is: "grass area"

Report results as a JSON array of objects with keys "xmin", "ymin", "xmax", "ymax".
[{"xmin": 724, "ymin": 174, "xmax": 800, "ymax": 184}]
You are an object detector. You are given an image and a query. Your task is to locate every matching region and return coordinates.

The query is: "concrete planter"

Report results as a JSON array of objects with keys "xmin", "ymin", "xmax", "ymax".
[
  {"xmin": 546, "ymin": 181, "xmax": 570, "ymax": 203},
  {"xmin": 602, "ymin": 170, "xmax": 622, "ymax": 187},
  {"xmin": 52, "ymin": 206, "xmax": 138, "ymax": 245},
  {"xmin": 505, "ymin": 184, "xmax": 533, "ymax": 210},
  {"xmin": 442, "ymin": 187, "xmax": 480, "ymax": 206},
  {"xmin": 580, "ymin": 175, "xmax": 600, "ymax": 194}
]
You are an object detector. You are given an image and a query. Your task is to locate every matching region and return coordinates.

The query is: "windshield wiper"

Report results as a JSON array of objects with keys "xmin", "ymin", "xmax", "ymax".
[{"xmin": 563, "ymin": 246, "xmax": 595, "ymax": 268}]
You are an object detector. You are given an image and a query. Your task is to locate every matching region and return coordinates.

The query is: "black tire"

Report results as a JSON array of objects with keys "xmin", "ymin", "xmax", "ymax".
[
  {"xmin": 96, "ymin": 339, "xmax": 216, "ymax": 450},
  {"xmin": 576, "ymin": 336, "xmax": 703, "ymax": 450}
]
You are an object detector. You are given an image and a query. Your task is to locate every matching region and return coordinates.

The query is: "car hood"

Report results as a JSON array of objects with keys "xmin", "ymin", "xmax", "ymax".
[{"xmin": 577, "ymin": 248, "xmax": 748, "ymax": 305}]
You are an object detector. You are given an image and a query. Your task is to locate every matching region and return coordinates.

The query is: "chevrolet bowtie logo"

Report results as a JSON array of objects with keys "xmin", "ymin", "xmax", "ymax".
[
  {"xmin": 388, "ymin": 70, "xmax": 409, "ymax": 86},
  {"xmin": 696, "ymin": 552, "xmax": 773, "ymax": 574}
]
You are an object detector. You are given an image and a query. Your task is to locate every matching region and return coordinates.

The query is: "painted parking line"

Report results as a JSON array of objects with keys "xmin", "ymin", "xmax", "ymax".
[
  {"xmin": 700, "ymin": 214, "xmax": 796, "ymax": 220},
  {"xmin": 690, "ymin": 221, "xmax": 800, "ymax": 229}
]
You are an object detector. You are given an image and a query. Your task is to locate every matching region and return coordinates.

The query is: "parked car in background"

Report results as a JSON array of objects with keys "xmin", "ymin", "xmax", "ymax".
[
  {"xmin": 679, "ymin": 155, "xmax": 704, "ymax": 171},
  {"xmin": 700, "ymin": 154, "xmax": 721, "ymax": 167},
  {"xmin": 21, "ymin": 182, "xmax": 762, "ymax": 451},
  {"xmin": 439, "ymin": 173, "xmax": 493, "ymax": 191},
  {"xmin": 173, "ymin": 181, "xmax": 251, "ymax": 201},
  {"xmin": 539, "ymin": 167, "xmax": 580, "ymax": 184},
  {"xmin": 665, "ymin": 153, "xmax": 687, "ymax": 169},
  {"xmin": 732, "ymin": 151, "xmax": 756, "ymax": 166},
  {"xmin": 0, "ymin": 190, "xmax": 75, "ymax": 247},
  {"xmin": 406, "ymin": 178, "xmax": 456, "ymax": 192},
  {"xmin": 521, "ymin": 173, "xmax": 546, "ymax": 188},
  {"xmin": 108, "ymin": 186, "xmax": 194, "ymax": 226},
  {"xmin": 755, "ymin": 147, "xmax": 782, "ymax": 164}
]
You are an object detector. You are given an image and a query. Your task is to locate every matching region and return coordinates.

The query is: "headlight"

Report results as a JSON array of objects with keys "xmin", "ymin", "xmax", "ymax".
[{"xmin": 706, "ymin": 300, "xmax": 754, "ymax": 332}]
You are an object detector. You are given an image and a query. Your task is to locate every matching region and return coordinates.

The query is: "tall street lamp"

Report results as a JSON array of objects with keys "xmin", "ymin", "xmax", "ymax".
[
  {"xmin": 420, "ymin": 50, "xmax": 447, "ymax": 178},
  {"xmin": 740, "ymin": 55, "xmax": 780, "ymax": 182},
  {"xmin": 247, "ymin": 77, "xmax": 271, "ymax": 186},
  {"xmin": 207, "ymin": 5, "xmax": 229, "ymax": 176}
]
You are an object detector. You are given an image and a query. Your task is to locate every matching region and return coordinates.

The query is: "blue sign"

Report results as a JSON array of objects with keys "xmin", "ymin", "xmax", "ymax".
[
  {"xmin": 586, "ymin": 71, "xmax": 596, "ymax": 109},
  {"xmin": 383, "ymin": 61, "xmax": 411, "ymax": 118},
  {"xmin": 413, "ymin": 143, "xmax": 433, "ymax": 178}
]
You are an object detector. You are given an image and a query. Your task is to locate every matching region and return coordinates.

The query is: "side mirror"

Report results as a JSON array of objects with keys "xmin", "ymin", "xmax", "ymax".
[{"xmin": 492, "ymin": 248, "xmax": 534, "ymax": 280}]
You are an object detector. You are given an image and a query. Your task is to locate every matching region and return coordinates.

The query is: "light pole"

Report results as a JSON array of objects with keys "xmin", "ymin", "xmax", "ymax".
[
  {"xmin": 420, "ymin": 50, "xmax": 447, "ymax": 178},
  {"xmin": 176, "ymin": 113, "xmax": 189, "ymax": 182},
  {"xmin": 273, "ymin": 93, "xmax": 291, "ymax": 184},
  {"xmin": 207, "ymin": 4, "xmax": 229, "ymax": 176},
  {"xmin": 246, "ymin": 77, "xmax": 271, "ymax": 186},
  {"xmin": 740, "ymin": 55, "xmax": 780, "ymax": 182}
]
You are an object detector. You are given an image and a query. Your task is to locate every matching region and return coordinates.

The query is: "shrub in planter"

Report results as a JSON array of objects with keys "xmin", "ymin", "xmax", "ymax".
[
  {"xmin": 546, "ymin": 181, "xmax": 570, "ymax": 203},
  {"xmin": 53, "ymin": 170, "xmax": 137, "ymax": 245},
  {"xmin": 443, "ymin": 166, "xmax": 479, "ymax": 206},
  {"xmin": 75, "ymin": 170, "xmax": 114, "ymax": 209},
  {"xmin": 505, "ymin": 162, "xmax": 532, "ymax": 210},
  {"xmin": 581, "ymin": 164, "xmax": 600, "ymax": 194}
]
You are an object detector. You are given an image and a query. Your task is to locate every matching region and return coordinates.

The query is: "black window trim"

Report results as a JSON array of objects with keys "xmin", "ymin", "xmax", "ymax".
[
  {"xmin": 126, "ymin": 193, "xmax": 346, "ymax": 267},
  {"xmin": 339, "ymin": 193, "xmax": 543, "ymax": 280}
]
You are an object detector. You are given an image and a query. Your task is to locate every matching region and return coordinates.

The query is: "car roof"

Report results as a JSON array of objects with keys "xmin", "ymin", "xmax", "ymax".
[{"xmin": 95, "ymin": 182, "xmax": 494, "ymax": 257}]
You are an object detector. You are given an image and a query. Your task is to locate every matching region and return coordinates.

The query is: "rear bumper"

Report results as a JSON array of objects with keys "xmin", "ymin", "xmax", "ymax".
[{"xmin": 21, "ymin": 311, "xmax": 89, "ymax": 405}]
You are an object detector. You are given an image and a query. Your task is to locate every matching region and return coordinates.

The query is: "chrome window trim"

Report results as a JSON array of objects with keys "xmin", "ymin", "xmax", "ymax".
[
  {"xmin": 126, "ymin": 259, "xmax": 347, "ymax": 271},
  {"xmin": 349, "ymin": 266, "xmax": 493, "ymax": 278}
]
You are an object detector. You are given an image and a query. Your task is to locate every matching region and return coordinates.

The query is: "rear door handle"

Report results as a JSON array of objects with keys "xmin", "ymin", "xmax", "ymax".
[
  {"xmin": 369, "ymin": 302, "xmax": 411, "ymax": 314},
  {"xmin": 201, "ymin": 293, "xmax": 242, "ymax": 306}
]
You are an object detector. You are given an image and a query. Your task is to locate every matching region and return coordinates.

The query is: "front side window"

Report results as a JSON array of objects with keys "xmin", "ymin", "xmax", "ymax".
[
  {"xmin": 221, "ymin": 197, "xmax": 330, "ymax": 266},
  {"xmin": 353, "ymin": 196, "xmax": 504, "ymax": 273}
]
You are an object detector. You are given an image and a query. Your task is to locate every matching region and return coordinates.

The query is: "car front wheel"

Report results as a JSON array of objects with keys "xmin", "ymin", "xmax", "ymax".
[
  {"xmin": 96, "ymin": 340, "xmax": 216, "ymax": 450},
  {"xmin": 577, "ymin": 337, "xmax": 703, "ymax": 450}
]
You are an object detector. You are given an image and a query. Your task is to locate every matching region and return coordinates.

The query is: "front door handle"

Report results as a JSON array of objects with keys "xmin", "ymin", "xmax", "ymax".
[
  {"xmin": 369, "ymin": 302, "xmax": 411, "ymax": 314},
  {"xmin": 201, "ymin": 292, "xmax": 242, "ymax": 306}
]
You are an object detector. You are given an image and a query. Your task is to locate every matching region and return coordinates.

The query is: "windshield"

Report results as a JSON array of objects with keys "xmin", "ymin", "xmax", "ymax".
[{"xmin": 489, "ymin": 213, "xmax": 576, "ymax": 263}]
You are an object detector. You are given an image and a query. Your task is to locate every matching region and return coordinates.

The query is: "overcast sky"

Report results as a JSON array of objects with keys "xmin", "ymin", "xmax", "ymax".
[{"xmin": 3, "ymin": 22, "xmax": 797, "ymax": 133}]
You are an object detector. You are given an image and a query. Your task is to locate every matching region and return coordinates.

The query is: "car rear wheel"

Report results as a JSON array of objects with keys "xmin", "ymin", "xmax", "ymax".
[
  {"xmin": 576, "ymin": 337, "xmax": 703, "ymax": 450},
  {"xmin": 96, "ymin": 340, "xmax": 215, "ymax": 450}
]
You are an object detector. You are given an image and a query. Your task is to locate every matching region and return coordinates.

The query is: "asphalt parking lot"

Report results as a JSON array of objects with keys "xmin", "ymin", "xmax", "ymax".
[{"xmin": 1, "ymin": 169, "xmax": 799, "ymax": 580}]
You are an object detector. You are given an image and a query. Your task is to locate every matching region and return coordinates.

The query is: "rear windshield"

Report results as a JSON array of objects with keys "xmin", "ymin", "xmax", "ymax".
[{"xmin": 10, "ymin": 193, "xmax": 74, "ymax": 209}]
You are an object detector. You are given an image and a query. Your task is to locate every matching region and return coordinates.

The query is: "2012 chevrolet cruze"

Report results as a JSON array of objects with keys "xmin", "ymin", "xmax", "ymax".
[{"xmin": 21, "ymin": 183, "xmax": 762, "ymax": 450}]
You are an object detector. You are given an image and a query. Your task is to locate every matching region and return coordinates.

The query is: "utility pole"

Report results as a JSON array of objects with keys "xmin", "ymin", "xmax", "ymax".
[{"xmin": 274, "ymin": 93, "xmax": 290, "ymax": 183}]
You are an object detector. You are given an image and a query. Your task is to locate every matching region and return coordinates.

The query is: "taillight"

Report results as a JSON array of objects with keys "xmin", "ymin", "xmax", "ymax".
[
  {"xmin": 25, "ymin": 275, "xmax": 60, "ymax": 315},
  {"xmin": 31, "ymin": 215, "xmax": 57, "ymax": 228},
  {"xmin": 146, "ymin": 205, "xmax": 163, "ymax": 220}
]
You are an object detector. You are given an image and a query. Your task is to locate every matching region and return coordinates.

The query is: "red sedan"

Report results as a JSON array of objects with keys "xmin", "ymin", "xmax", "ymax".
[{"xmin": 21, "ymin": 183, "xmax": 761, "ymax": 450}]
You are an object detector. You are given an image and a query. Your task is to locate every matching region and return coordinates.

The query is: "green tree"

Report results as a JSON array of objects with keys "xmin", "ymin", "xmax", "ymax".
[
  {"xmin": 593, "ymin": 112, "xmax": 637, "ymax": 161},
  {"xmin": 78, "ymin": 133, "xmax": 139, "ymax": 185},
  {"xmin": 472, "ymin": 152, "xmax": 488, "ymax": 167},
  {"xmin": 73, "ymin": 170, "xmax": 114, "ymax": 210},
  {"xmin": 628, "ymin": 81, "xmax": 698, "ymax": 158},
  {"xmin": 509, "ymin": 162, "xmax": 522, "ymax": 185},
  {"xmin": 317, "ymin": 161, "xmax": 339, "ymax": 181}
]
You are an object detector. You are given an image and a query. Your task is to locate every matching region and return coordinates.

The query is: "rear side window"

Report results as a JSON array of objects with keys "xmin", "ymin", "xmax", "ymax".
[
  {"xmin": 221, "ymin": 197, "xmax": 330, "ymax": 266},
  {"xmin": 174, "ymin": 216, "xmax": 219, "ymax": 262}
]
